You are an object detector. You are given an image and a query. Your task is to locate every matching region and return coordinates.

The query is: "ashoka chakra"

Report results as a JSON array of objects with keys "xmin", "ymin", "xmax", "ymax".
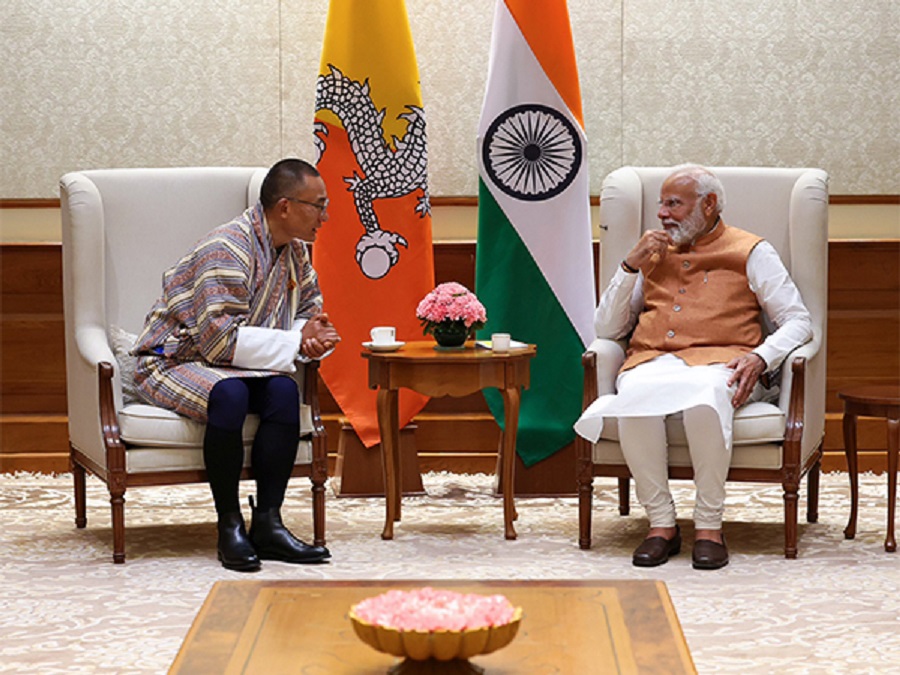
[{"xmin": 482, "ymin": 103, "xmax": 582, "ymax": 201}]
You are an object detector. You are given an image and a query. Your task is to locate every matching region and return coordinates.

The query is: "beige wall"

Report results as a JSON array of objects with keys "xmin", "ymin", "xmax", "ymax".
[{"xmin": 1, "ymin": 0, "xmax": 898, "ymax": 204}]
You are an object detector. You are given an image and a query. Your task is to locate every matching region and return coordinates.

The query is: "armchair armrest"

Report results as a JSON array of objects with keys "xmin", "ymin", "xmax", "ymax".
[
  {"xmin": 76, "ymin": 325, "xmax": 117, "ymax": 368},
  {"xmin": 298, "ymin": 359, "xmax": 328, "ymax": 547},
  {"xmin": 777, "ymin": 339, "xmax": 821, "ymax": 413},
  {"xmin": 301, "ymin": 360, "xmax": 325, "ymax": 440},
  {"xmin": 300, "ymin": 360, "xmax": 329, "ymax": 477},
  {"xmin": 97, "ymin": 361, "xmax": 127, "ymax": 478},
  {"xmin": 585, "ymin": 338, "xmax": 626, "ymax": 397},
  {"xmin": 778, "ymin": 338, "xmax": 826, "ymax": 467}
]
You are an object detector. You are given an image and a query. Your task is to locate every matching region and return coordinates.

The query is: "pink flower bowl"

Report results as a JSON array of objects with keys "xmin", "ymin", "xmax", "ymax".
[{"xmin": 348, "ymin": 588, "xmax": 523, "ymax": 662}]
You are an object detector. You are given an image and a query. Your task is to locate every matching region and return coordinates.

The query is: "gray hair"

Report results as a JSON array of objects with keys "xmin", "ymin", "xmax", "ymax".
[{"xmin": 668, "ymin": 164, "xmax": 726, "ymax": 214}]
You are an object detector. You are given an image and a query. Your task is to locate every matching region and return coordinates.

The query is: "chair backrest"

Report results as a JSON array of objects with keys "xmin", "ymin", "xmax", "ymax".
[
  {"xmin": 597, "ymin": 166, "xmax": 829, "ymax": 345},
  {"xmin": 60, "ymin": 167, "xmax": 267, "ymax": 334},
  {"xmin": 60, "ymin": 167, "xmax": 267, "ymax": 456}
]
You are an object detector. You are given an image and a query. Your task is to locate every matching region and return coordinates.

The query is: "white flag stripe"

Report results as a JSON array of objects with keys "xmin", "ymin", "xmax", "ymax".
[{"xmin": 477, "ymin": 1, "xmax": 595, "ymax": 346}]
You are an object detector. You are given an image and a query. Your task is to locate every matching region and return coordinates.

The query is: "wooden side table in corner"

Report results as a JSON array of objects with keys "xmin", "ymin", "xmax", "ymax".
[{"xmin": 839, "ymin": 385, "xmax": 900, "ymax": 552}]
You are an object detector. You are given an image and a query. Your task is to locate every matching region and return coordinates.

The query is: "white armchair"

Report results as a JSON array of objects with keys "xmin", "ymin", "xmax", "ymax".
[
  {"xmin": 60, "ymin": 167, "xmax": 328, "ymax": 564},
  {"xmin": 577, "ymin": 166, "xmax": 829, "ymax": 558}
]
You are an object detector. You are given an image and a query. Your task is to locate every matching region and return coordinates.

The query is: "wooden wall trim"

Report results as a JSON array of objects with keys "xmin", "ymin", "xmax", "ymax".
[
  {"xmin": 829, "ymin": 195, "xmax": 900, "ymax": 205},
  {"xmin": 2, "ymin": 240, "xmax": 898, "ymax": 474},
  {"xmin": 2, "ymin": 195, "xmax": 898, "ymax": 209},
  {"xmin": 0, "ymin": 199, "xmax": 61, "ymax": 208}
]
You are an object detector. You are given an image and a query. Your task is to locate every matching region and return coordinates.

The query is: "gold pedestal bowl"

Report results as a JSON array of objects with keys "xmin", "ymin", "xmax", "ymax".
[{"xmin": 349, "ymin": 606, "xmax": 523, "ymax": 674}]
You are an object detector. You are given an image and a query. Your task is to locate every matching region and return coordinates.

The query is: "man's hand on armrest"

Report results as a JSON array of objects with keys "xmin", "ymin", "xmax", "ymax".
[{"xmin": 726, "ymin": 353, "xmax": 767, "ymax": 408}]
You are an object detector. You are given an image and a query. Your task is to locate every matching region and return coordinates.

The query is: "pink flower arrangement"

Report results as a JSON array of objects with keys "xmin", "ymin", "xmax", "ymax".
[
  {"xmin": 416, "ymin": 282, "xmax": 487, "ymax": 336},
  {"xmin": 352, "ymin": 587, "xmax": 516, "ymax": 632}
]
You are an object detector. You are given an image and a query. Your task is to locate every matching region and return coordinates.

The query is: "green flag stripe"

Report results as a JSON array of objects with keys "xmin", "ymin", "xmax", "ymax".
[{"xmin": 475, "ymin": 180, "xmax": 585, "ymax": 467}]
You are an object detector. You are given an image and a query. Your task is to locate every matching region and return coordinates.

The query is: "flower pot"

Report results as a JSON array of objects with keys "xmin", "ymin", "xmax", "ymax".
[{"xmin": 432, "ymin": 321, "xmax": 470, "ymax": 348}]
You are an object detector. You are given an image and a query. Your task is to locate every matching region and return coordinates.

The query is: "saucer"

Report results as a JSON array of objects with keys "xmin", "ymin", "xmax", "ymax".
[{"xmin": 363, "ymin": 340, "xmax": 405, "ymax": 353}]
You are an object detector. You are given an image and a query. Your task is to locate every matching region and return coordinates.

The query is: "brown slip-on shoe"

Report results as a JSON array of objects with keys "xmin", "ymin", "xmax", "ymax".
[
  {"xmin": 632, "ymin": 526, "xmax": 682, "ymax": 567},
  {"xmin": 692, "ymin": 537, "xmax": 729, "ymax": 570}
]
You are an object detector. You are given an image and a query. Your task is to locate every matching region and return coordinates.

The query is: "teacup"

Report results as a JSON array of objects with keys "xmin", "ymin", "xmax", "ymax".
[
  {"xmin": 491, "ymin": 333, "xmax": 511, "ymax": 353},
  {"xmin": 370, "ymin": 326, "xmax": 396, "ymax": 345}
]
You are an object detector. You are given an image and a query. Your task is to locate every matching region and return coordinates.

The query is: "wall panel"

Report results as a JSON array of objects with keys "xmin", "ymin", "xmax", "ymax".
[
  {"xmin": 1, "ymin": 1, "xmax": 897, "ymax": 200},
  {"xmin": 620, "ymin": 0, "xmax": 899, "ymax": 195}
]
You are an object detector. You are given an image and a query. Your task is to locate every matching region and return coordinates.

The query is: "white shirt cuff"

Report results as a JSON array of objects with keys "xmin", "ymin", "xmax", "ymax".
[{"xmin": 232, "ymin": 326, "xmax": 302, "ymax": 372}]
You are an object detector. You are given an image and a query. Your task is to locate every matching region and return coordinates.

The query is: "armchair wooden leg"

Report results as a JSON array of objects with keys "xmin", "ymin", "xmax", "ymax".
[
  {"xmin": 578, "ymin": 476, "xmax": 593, "ymax": 550},
  {"xmin": 576, "ymin": 438, "xmax": 594, "ymax": 550},
  {"xmin": 618, "ymin": 477, "xmax": 631, "ymax": 516},
  {"xmin": 110, "ymin": 489, "xmax": 126, "ymax": 564},
  {"xmin": 311, "ymin": 480, "xmax": 326, "ymax": 547},
  {"xmin": 783, "ymin": 480, "xmax": 800, "ymax": 559},
  {"xmin": 807, "ymin": 459, "xmax": 821, "ymax": 524},
  {"xmin": 72, "ymin": 456, "xmax": 87, "ymax": 529}
]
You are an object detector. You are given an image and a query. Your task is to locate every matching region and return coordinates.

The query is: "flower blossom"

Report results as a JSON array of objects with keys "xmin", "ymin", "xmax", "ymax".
[
  {"xmin": 416, "ymin": 282, "xmax": 487, "ymax": 329},
  {"xmin": 353, "ymin": 587, "xmax": 516, "ymax": 632}
]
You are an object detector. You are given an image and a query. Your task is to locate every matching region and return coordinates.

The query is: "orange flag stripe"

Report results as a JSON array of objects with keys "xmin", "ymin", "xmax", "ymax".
[{"xmin": 504, "ymin": 0, "xmax": 584, "ymax": 128}]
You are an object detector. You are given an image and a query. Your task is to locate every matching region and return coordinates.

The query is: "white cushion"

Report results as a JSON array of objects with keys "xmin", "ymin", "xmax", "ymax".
[
  {"xmin": 118, "ymin": 404, "xmax": 313, "ymax": 472},
  {"xmin": 592, "ymin": 439, "xmax": 785, "ymax": 471},
  {"xmin": 597, "ymin": 401, "xmax": 785, "ymax": 446},
  {"xmin": 731, "ymin": 402, "xmax": 787, "ymax": 443},
  {"xmin": 119, "ymin": 404, "xmax": 259, "ymax": 447},
  {"xmin": 120, "ymin": 402, "xmax": 315, "ymax": 448},
  {"xmin": 124, "ymin": 442, "xmax": 313, "ymax": 473},
  {"xmin": 593, "ymin": 402, "xmax": 787, "ymax": 471}
]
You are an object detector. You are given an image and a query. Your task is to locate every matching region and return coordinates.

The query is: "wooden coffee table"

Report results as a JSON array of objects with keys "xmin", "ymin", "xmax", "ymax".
[
  {"xmin": 169, "ymin": 579, "xmax": 696, "ymax": 674},
  {"xmin": 363, "ymin": 341, "xmax": 536, "ymax": 540}
]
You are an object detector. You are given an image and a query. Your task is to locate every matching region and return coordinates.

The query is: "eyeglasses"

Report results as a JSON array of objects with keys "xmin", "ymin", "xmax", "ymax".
[
  {"xmin": 657, "ymin": 198, "xmax": 687, "ymax": 210},
  {"xmin": 283, "ymin": 196, "xmax": 329, "ymax": 214}
]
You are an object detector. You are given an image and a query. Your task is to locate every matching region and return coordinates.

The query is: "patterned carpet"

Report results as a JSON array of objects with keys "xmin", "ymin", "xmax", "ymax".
[{"xmin": 2, "ymin": 470, "xmax": 898, "ymax": 674}]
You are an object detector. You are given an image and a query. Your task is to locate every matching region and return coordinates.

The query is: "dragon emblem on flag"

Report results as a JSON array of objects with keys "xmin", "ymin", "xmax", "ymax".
[{"xmin": 314, "ymin": 65, "xmax": 430, "ymax": 279}]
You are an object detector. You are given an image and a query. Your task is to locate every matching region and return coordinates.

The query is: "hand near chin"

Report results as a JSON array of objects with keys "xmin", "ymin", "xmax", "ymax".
[{"xmin": 625, "ymin": 230, "xmax": 674, "ymax": 270}]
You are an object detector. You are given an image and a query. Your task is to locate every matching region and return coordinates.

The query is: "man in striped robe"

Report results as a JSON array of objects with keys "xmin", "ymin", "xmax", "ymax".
[{"xmin": 134, "ymin": 159, "xmax": 340, "ymax": 571}]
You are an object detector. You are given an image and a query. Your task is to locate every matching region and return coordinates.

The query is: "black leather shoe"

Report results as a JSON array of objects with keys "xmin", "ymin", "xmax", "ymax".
[
  {"xmin": 249, "ymin": 497, "xmax": 330, "ymax": 564},
  {"xmin": 216, "ymin": 511, "xmax": 261, "ymax": 572},
  {"xmin": 632, "ymin": 526, "xmax": 682, "ymax": 567},
  {"xmin": 692, "ymin": 537, "xmax": 729, "ymax": 570}
]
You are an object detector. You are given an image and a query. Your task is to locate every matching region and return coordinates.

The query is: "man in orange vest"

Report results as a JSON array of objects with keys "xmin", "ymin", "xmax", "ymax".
[{"xmin": 576, "ymin": 165, "xmax": 812, "ymax": 570}]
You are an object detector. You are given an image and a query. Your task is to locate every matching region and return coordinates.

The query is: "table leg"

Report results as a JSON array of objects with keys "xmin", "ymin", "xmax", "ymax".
[
  {"xmin": 843, "ymin": 410, "xmax": 859, "ymax": 540},
  {"xmin": 389, "ymin": 392, "xmax": 402, "ymax": 522},
  {"xmin": 376, "ymin": 388, "xmax": 400, "ymax": 540},
  {"xmin": 886, "ymin": 417, "xmax": 898, "ymax": 553},
  {"xmin": 500, "ymin": 387, "xmax": 521, "ymax": 540}
]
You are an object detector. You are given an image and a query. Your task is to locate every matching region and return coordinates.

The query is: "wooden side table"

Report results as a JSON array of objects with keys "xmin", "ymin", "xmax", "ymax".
[
  {"xmin": 839, "ymin": 385, "xmax": 900, "ymax": 552},
  {"xmin": 363, "ymin": 341, "xmax": 536, "ymax": 540}
]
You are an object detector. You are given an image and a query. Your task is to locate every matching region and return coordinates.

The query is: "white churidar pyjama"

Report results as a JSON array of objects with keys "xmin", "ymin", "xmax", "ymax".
[{"xmin": 574, "ymin": 353, "xmax": 748, "ymax": 529}]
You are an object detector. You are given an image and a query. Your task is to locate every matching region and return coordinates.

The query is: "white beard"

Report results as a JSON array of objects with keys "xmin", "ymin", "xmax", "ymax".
[{"xmin": 663, "ymin": 203, "xmax": 708, "ymax": 246}]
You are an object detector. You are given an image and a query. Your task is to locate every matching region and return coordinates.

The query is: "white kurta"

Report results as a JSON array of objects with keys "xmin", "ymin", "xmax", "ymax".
[{"xmin": 574, "ymin": 240, "xmax": 812, "ymax": 445}]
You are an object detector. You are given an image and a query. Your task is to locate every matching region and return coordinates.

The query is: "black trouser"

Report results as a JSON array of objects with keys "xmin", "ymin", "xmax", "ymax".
[{"xmin": 202, "ymin": 376, "xmax": 300, "ymax": 514}]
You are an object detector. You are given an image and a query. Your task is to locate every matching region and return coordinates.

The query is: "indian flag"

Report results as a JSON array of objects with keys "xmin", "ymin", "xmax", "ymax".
[
  {"xmin": 313, "ymin": 0, "xmax": 434, "ymax": 447},
  {"xmin": 476, "ymin": 0, "xmax": 595, "ymax": 466}
]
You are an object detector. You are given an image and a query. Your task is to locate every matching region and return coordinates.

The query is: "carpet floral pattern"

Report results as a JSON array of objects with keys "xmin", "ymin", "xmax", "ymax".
[{"xmin": 1, "ymin": 471, "xmax": 898, "ymax": 674}]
